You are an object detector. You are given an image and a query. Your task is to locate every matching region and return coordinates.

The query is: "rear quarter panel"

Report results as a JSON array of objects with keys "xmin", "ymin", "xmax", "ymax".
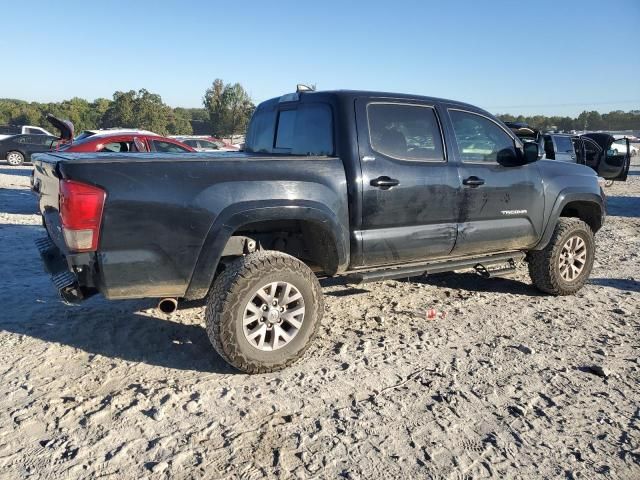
[{"xmin": 54, "ymin": 153, "xmax": 349, "ymax": 299}]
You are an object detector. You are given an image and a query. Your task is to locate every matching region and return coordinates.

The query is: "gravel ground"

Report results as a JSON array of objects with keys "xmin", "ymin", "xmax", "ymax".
[{"xmin": 0, "ymin": 160, "xmax": 638, "ymax": 479}]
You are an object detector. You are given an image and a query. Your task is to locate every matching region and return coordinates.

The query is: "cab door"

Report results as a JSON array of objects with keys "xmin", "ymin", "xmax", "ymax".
[
  {"xmin": 601, "ymin": 138, "xmax": 631, "ymax": 181},
  {"xmin": 443, "ymin": 108, "xmax": 545, "ymax": 256},
  {"xmin": 354, "ymin": 98, "xmax": 461, "ymax": 267},
  {"xmin": 583, "ymin": 134, "xmax": 631, "ymax": 181}
]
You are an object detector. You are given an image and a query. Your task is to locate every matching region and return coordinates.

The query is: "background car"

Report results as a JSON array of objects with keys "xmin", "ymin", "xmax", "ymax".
[
  {"xmin": 1, "ymin": 134, "xmax": 58, "ymax": 165},
  {"xmin": 57, "ymin": 132, "xmax": 195, "ymax": 153},
  {"xmin": 171, "ymin": 135, "xmax": 241, "ymax": 151},
  {"xmin": 0, "ymin": 125, "xmax": 54, "ymax": 141},
  {"xmin": 612, "ymin": 139, "xmax": 638, "ymax": 156},
  {"xmin": 177, "ymin": 137, "xmax": 221, "ymax": 152}
]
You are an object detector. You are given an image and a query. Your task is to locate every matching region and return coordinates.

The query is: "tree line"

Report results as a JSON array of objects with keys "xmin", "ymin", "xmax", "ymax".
[
  {"xmin": 497, "ymin": 110, "xmax": 640, "ymax": 132},
  {"xmin": 0, "ymin": 79, "xmax": 255, "ymax": 137},
  {"xmin": 2, "ymin": 83, "xmax": 638, "ymax": 137}
]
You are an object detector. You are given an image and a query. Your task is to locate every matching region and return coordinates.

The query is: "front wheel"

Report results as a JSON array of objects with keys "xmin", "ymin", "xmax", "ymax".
[
  {"xmin": 6, "ymin": 151, "xmax": 25, "ymax": 166},
  {"xmin": 205, "ymin": 250, "xmax": 324, "ymax": 373},
  {"xmin": 527, "ymin": 218, "xmax": 595, "ymax": 295}
]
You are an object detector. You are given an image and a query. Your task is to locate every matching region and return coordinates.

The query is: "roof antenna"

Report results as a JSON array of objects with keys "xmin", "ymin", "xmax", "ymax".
[{"xmin": 296, "ymin": 84, "xmax": 315, "ymax": 93}]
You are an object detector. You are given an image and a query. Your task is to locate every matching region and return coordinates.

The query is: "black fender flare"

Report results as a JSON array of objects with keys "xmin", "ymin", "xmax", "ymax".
[
  {"xmin": 533, "ymin": 188, "xmax": 605, "ymax": 250},
  {"xmin": 184, "ymin": 199, "xmax": 349, "ymax": 300}
]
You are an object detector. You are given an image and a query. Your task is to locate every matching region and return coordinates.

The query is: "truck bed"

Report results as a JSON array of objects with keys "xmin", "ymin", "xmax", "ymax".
[{"xmin": 33, "ymin": 151, "xmax": 349, "ymax": 300}]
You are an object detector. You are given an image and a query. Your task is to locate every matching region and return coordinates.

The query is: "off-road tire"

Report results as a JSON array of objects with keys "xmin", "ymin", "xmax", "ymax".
[
  {"xmin": 527, "ymin": 218, "xmax": 595, "ymax": 295},
  {"xmin": 205, "ymin": 250, "xmax": 324, "ymax": 373},
  {"xmin": 6, "ymin": 151, "xmax": 25, "ymax": 166}
]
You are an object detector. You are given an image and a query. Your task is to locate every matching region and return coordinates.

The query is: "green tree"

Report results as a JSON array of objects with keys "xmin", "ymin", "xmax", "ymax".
[
  {"xmin": 203, "ymin": 79, "xmax": 255, "ymax": 137},
  {"xmin": 101, "ymin": 89, "xmax": 175, "ymax": 135}
]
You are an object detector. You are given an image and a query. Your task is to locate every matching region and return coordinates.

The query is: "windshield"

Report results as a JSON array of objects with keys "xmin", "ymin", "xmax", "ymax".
[{"xmin": 74, "ymin": 131, "xmax": 97, "ymax": 142}]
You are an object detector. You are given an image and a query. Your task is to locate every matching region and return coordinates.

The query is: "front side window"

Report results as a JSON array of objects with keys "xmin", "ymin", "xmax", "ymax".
[
  {"xmin": 449, "ymin": 110, "xmax": 515, "ymax": 163},
  {"xmin": 27, "ymin": 128, "xmax": 43, "ymax": 134},
  {"xmin": 367, "ymin": 103, "xmax": 444, "ymax": 161}
]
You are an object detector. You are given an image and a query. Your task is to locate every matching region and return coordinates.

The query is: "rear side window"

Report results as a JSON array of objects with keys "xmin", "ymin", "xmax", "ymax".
[
  {"xmin": 246, "ymin": 103, "xmax": 333, "ymax": 156},
  {"xmin": 274, "ymin": 105, "xmax": 333, "ymax": 155},
  {"xmin": 367, "ymin": 103, "xmax": 444, "ymax": 161},
  {"xmin": 449, "ymin": 110, "xmax": 515, "ymax": 163},
  {"xmin": 100, "ymin": 142, "xmax": 131, "ymax": 153},
  {"xmin": 26, "ymin": 128, "xmax": 43, "ymax": 134}
]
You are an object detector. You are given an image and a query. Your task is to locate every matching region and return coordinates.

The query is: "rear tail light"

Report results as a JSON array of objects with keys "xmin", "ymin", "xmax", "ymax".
[{"xmin": 59, "ymin": 180, "xmax": 106, "ymax": 252}]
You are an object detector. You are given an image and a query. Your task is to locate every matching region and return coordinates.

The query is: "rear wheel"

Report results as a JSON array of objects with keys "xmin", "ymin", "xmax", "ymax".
[
  {"xmin": 527, "ymin": 218, "xmax": 595, "ymax": 295},
  {"xmin": 205, "ymin": 250, "xmax": 323, "ymax": 373},
  {"xmin": 6, "ymin": 151, "xmax": 24, "ymax": 166}
]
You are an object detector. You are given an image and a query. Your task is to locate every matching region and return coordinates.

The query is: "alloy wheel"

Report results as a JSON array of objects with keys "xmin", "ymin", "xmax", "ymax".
[
  {"xmin": 558, "ymin": 235, "xmax": 587, "ymax": 281},
  {"xmin": 242, "ymin": 281, "xmax": 305, "ymax": 351}
]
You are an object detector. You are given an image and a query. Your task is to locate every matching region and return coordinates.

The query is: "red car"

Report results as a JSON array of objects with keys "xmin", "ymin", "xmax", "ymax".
[
  {"xmin": 46, "ymin": 115, "xmax": 195, "ymax": 154},
  {"xmin": 57, "ymin": 132, "xmax": 194, "ymax": 153}
]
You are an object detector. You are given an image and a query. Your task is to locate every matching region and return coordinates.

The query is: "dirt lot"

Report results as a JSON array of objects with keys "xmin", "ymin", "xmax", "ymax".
[{"xmin": 0, "ymin": 160, "xmax": 638, "ymax": 479}]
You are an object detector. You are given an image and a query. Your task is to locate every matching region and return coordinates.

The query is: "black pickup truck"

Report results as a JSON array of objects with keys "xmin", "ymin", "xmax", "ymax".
[{"xmin": 33, "ymin": 89, "xmax": 612, "ymax": 373}]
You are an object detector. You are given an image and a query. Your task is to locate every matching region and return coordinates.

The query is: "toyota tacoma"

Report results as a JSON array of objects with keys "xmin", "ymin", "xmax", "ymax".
[{"xmin": 32, "ymin": 89, "xmax": 615, "ymax": 373}]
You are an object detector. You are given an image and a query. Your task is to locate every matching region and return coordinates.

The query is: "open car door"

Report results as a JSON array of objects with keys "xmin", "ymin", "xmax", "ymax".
[
  {"xmin": 46, "ymin": 114, "xmax": 74, "ymax": 145},
  {"xmin": 582, "ymin": 133, "xmax": 630, "ymax": 181}
]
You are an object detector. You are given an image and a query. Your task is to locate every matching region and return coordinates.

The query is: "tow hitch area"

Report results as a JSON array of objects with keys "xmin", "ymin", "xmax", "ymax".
[{"xmin": 35, "ymin": 236, "xmax": 84, "ymax": 304}]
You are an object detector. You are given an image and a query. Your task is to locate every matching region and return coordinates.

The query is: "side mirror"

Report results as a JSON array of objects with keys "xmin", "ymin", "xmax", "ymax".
[
  {"xmin": 498, "ymin": 146, "xmax": 529, "ymax": 167},
  {"xmin": 523, "ymin": 142, "xmax": 539, "ymax": 163}
]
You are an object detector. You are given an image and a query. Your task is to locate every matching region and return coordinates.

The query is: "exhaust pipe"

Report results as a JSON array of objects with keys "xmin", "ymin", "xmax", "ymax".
[{"xmin": 158, "ymin": 297, "xmax": 178, "ymax": 314}]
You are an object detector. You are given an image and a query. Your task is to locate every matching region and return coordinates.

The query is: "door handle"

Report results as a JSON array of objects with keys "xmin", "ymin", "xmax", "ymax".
[
  {"xmin": 370, "ymin": 176, "xmax": 400, "ymax": 189},
  {"xmin": 463, "ymin": 176, "xmax": 485, "ymax": 187}
]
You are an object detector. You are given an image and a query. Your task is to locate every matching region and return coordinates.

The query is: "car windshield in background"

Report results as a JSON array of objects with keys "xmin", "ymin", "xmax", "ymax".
[
  {"xmin": 554, "ymin": 136, "xmax": 573, "ymax": 152},
  {"xmin": 74, "ymin": 131, "xmax": 96, "ymax": 142}
]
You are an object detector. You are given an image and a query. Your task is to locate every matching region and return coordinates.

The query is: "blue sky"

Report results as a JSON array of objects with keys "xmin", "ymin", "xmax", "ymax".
[{"xmin": 2, "ymin": 0, "xmax": 639, "ymax": 116}]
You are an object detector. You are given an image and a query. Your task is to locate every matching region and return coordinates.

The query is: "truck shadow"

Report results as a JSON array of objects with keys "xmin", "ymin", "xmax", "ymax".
[
  {"xmin": 0, "ymin": 187, "xmax": 39, "ymax": 215},
  {"xmin": 605, "ymin": 196, "xmax": 640, "ymax": 218},
  {"xmin": 589, "ymin": 277, "xmax": 640, "ymax": 293},
  {"xmin": 0, "ymin": 166, "xmax": 33, "ymax": 177},
  {"xmin": 0, "ymin": 300, "xmax": 237, "ymax": 374},
  {"xmin": 401, "ymin": 271, "xmax": 544, "ymax": 296}
]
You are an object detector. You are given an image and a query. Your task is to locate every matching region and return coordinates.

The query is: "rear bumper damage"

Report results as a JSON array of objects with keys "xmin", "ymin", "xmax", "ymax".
[{"xmin": 35, "ymin": 236, "xmax": 96, "ymax": 304}]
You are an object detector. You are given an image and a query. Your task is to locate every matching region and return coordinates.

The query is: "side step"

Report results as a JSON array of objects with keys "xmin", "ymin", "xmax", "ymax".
[
  {"xmin": 474, "ymin": 259, "xmax": 517, "ymax": 278},
  {"xmin": 346, "ymin": 252, "xmax": 525, "ymax": 284}
]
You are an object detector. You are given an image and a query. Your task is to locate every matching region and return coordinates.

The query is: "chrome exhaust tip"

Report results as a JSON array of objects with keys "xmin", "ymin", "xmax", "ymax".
[{"xmin": 158, "ymin": 297, "xmax": 178, "ymax": 314}]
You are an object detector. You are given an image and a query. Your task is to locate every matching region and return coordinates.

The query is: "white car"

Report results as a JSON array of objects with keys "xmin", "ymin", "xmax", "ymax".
[
  {"xmin": 611, "ymin": 139, "xmax": 638, "ymax": 156},
  {"xmin": 0, "ymin": 125, "xmax": 54, "ymax": 141}
]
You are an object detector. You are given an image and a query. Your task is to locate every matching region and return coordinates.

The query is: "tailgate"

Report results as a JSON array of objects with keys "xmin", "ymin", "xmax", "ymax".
[{"xmin": 32, "ymin": 153, "xmax": 66, "ymax": 252}]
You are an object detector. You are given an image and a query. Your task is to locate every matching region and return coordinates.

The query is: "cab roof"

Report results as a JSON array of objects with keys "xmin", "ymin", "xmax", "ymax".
[{"xmin": 267, "ymin": 89, "xmax": 487, "ymax": 114}]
